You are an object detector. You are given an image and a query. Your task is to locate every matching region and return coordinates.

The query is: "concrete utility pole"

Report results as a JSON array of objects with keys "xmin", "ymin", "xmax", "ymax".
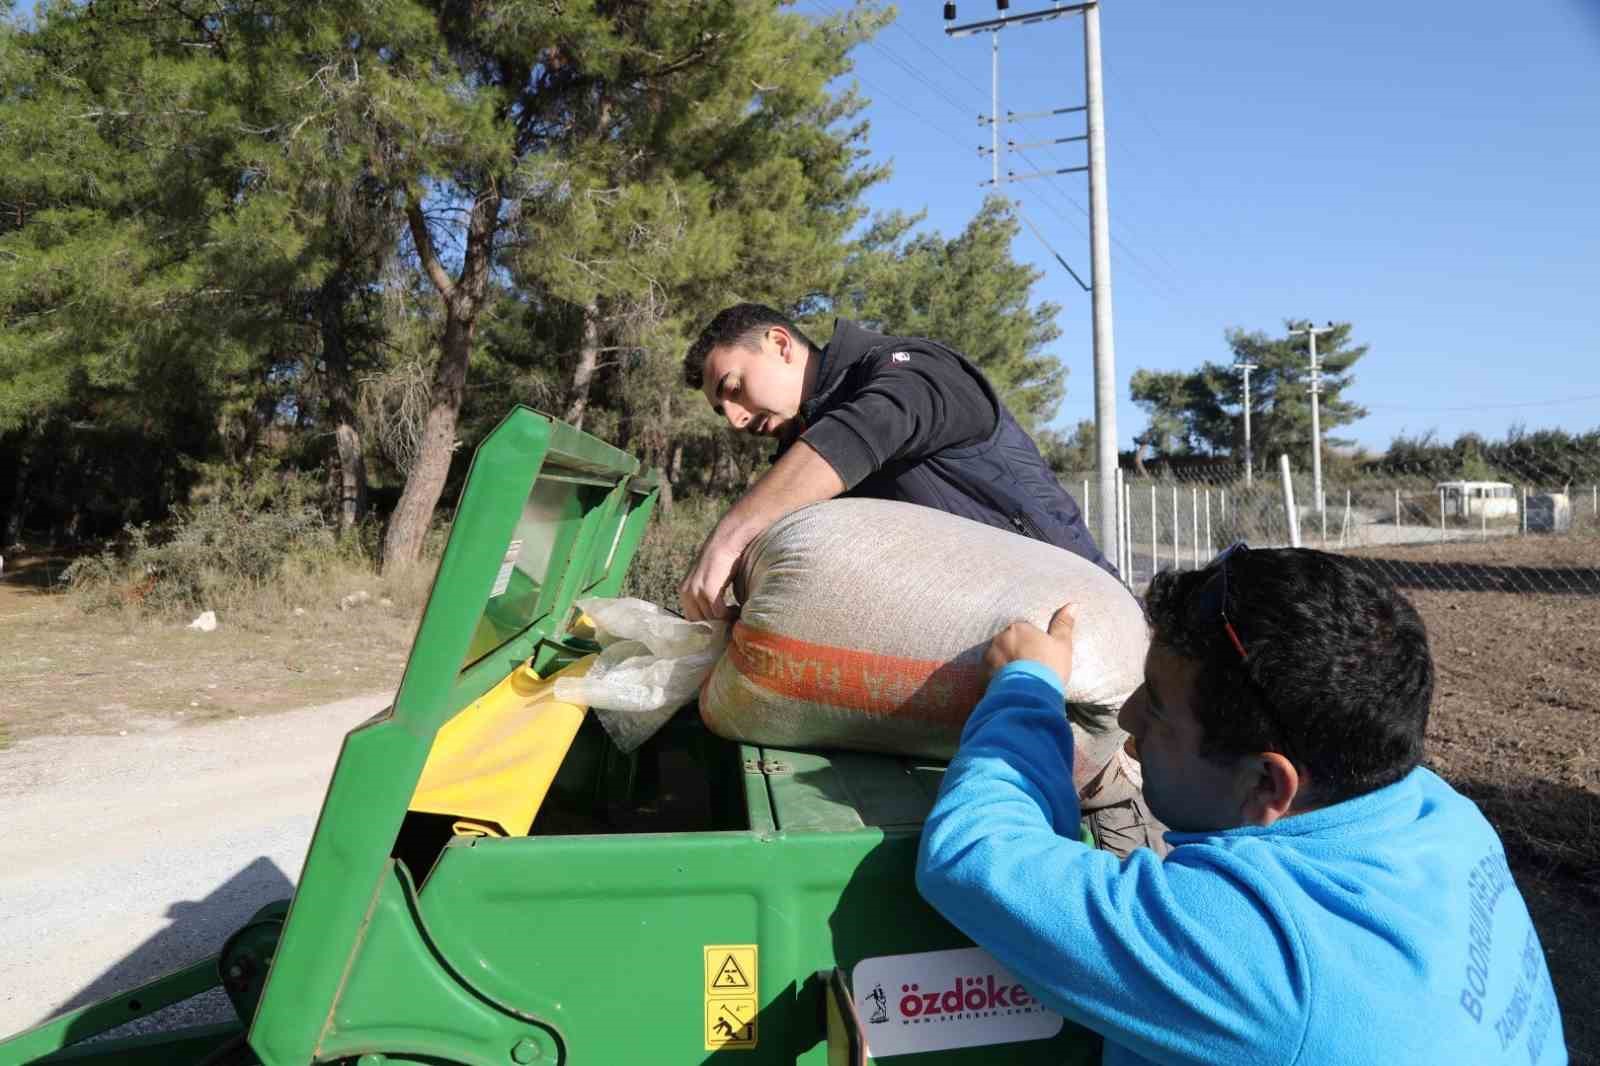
[
  {"xmin": 1233, "ymin": 360, "xmax": 1258, "ymax": 487},
  {"xmin": 1289, "ymin": 322, "xmax": 1335, "ymax": 514},
  {"xmin": 1083, "ymin": 2, "xmax": 1118, "ymax": 562},
  {"xmin": 990, "ymin": 30, "xmax": 1001, "ymax": 188},
  {"xmin": 946, "ymin": 1, "xmax": 1116, "ymax": 558}
]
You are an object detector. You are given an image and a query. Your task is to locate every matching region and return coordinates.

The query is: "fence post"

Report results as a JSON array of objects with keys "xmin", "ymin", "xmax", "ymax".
[
  {"xmin": 1113, "ymin": 466, "xmax": 1124, "ymax": 585},
  {"xmin": 1204, "ymin": 489, "xmax": 1213, "ymax": 558},
  {"xmin": 1172, "ymin": 485, "xmax": 1180, "ymax": 569},
  {"xmin": 1439, "ymin": 487, "xmax": 1446, "ymax": 544},
  {"xmin": 1481, "ymin": 496, "xmax": 1487, "ymax": 542},
  {"xmin": 1523, "ymin": 486, "xmax": 1528, "ymax": 536},
  {"xmin": 1279, "ymin": 455, "xmax": 1301, "ymax": 548},
  {"xmin": 1126, "ymin": 476, "xmax": 1139, "ymax": 585},
  {"xmin": 1221, "ymin": 488, "xmax": 1227, "ymax": 524},
  {"xmin": 1083, "ymin": 479, "xmax": 1091, "ymax": 529},
  {"xmin": 1394, "ymin": 488, "xmax": 1400, "ymax": 532},
  {"xmin": 1150, "ymin": 483, "xmax": 1158, "ymax": 573},
  {"xmin": 1320, "ymin": 497, "xmax": 1328, "ymax": 549},
  {"xmin": 1191, "ymin": 487, "xmax": 1200, "ymax": 568},
  {"xmin": 1340, "ymin": 489, "xmax": 1351, "ymax": 548}
]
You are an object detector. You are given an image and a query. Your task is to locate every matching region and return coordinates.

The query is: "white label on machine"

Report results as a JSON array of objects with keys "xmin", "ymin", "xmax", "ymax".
[
  {"xmin": 851, "ymin": 947, "xmax": 1063, "ymax": 1058},
  {"xmin": 489, "ymin": 539, "xmax": 524, "ymax": 598}
]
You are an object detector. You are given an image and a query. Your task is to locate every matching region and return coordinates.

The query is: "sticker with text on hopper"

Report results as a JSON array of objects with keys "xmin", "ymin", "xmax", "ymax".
[{"xmin": 851, "ymin": 947, "xmax": 1062, "ymax": 1058}]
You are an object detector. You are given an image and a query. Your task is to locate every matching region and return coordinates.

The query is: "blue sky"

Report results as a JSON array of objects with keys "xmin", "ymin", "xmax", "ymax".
[{"xmin": 815, "ymin": 0, "xmax": 1600, "ymax": 452}]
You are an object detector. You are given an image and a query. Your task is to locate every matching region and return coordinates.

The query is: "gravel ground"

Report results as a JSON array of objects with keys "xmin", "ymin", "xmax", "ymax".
[{"xmin": 0, "ymin": 692, "xmax": 388, "ymax": 1039}]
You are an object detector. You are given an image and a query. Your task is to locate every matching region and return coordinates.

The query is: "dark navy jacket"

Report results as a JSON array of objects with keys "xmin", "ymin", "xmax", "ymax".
[{"xmin": 786, "ymin": 319, "xmax": 1114, "ymax": 576}]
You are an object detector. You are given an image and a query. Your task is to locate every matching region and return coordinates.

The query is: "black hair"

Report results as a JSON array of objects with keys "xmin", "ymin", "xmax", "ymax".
[
  {"xmin": 1143, "ymin": 548, "xmax": 1433, "ymax": 804},
  {"xmin": 683, "ymin": 304, "xmax": 818, "ymax": 390}
]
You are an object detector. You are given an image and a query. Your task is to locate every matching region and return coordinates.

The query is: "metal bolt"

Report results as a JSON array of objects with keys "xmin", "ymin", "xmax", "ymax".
[{"xmin": 511, "ymin": 1037, "xmax": 542, "ymax": 1063}]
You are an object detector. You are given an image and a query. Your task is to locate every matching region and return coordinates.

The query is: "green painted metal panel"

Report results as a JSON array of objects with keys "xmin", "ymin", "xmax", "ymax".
[
  {"xmin": 314, "ymin": 864, "xmax": 560, "ymax": 1064},
  {"xmin": 413, "ymin": 828, "xmax": 1100, "ymax": 1065},
  {"xmin": 249, "ymin": 408, "xmax": 645, "ymax": 1066},
  {"xmin": 0, "ymin": 958, "xmax": 223, "ymax": 1066}
]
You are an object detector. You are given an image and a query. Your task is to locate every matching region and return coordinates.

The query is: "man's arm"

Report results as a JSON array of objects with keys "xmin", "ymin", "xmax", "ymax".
[
  {"xmin": 916, "ymin": 647, "xmax": 1310, "ymax": 1062},
  {"xmin": 678, "ymin": 439, "xmax": 844, "ymax": 621}
]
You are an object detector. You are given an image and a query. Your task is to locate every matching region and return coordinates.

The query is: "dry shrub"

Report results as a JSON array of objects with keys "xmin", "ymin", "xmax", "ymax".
[
  {"xmin": 64, "ymin": 468, "xmax": 347, "ymax": 620},
  {"xmin": 622, "ymin": 497, "xmax": 726, "ymax": 608}
]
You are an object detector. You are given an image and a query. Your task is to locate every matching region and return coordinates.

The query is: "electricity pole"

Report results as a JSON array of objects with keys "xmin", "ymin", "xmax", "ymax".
[
  {"xmin": 1289, "ymin": 322, "xmax": 1335, "ymax": 514},
  {"xmin": 1233, "ymin": 360, "xmax": 1257, "ymax": 487},
  {"xmin": 946, "ymin": 1, "xmax": 1117, "ymax": 559},
  {"xmin": 1083, "ymin": 1, "xmax": 1117, "ymax": 562}
]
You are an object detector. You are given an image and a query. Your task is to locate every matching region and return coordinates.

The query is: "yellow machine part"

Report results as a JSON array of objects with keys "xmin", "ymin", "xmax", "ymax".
[{"xmin": 408, "ymin": 654, "xmax": 598, "ymax": 837}]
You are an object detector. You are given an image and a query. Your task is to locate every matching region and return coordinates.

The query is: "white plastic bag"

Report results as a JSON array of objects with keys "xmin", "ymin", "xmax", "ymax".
[{"xmin": 554, "ymin": 597, "xmax": 729, "ymax": 753}]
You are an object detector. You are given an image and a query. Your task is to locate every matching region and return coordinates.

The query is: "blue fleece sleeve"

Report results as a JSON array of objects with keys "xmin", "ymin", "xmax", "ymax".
[{"xmin": 916, "ymin": 664, "xmax": 1312, "ymax": 1064}]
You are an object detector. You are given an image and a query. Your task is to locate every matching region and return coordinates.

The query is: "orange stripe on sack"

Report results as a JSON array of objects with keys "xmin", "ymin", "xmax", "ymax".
[{"xmin": 726, "ymin": 622, "xmax": 985, "ymax": 725}]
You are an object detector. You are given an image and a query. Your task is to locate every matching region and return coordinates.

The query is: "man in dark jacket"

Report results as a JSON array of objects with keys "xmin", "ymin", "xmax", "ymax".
[
  {"xmin": 679, "ymin": 303, "xmax": 1110, "ymax": 621},
  {"xmin": 679, "ymin": 304, "xmax": 1157, "ymax": 857}
]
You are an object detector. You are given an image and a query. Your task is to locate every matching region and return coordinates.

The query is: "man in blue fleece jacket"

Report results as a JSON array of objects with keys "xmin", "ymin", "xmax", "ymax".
[{"xmin": 916, "ymin": 546, "xmax": 1566, "ymax": 1065}]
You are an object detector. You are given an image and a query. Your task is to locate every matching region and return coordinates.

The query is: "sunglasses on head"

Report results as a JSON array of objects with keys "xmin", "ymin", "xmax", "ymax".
[
  {"xmin": 1186, "ymin": 541, "xmax": 1302, "ymax": 761},
  {"xmin": 1189, "ymin": 541, "xmax": 1251, "ymax": 660}
]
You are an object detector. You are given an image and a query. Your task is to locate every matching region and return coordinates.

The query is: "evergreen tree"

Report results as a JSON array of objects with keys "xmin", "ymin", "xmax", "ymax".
[
  {"xmin": 831, "ymin": 196, "xmax": 1067, "ymax": 429},
  {"xmin": 1130, "ymin": 320, "xmax": 1369, "ymax": 467}
]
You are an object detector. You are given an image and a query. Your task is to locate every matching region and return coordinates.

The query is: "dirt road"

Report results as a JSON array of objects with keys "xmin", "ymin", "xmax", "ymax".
[{"xmin": 0, "ymin": 692, "xmax": 390, "ymax": 1038}]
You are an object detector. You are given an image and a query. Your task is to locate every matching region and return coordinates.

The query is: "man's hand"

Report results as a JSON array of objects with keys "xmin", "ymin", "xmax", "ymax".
[
  {"xmin": 675, "ymin": 440, "xmax": 846, "ymax": 621},
  {"xmin": 983, "ymin": 604, "xmax": 1076, "ymax": 687},
  {"xmin": 679, "ymin": 530, "xmax": 746, "ymax": 621}
]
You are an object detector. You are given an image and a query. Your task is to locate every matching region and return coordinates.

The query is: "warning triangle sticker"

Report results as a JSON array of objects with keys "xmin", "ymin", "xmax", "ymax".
[{"xmin": 711, "ymin": 954, "xmax": 751, "ymax": 990}]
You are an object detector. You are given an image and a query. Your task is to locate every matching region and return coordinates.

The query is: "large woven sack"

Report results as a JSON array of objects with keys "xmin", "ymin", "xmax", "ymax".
[{"xmin": 700, "ymin": 499, "xmax": 1146, "ymax": 790}]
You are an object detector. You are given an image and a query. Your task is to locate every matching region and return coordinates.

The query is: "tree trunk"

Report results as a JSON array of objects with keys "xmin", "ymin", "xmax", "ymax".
[
  {"xmin": 654, "ymin": 397, "xmax": 679, "ymax": 515},
  {"xmin": 382, "ymin": 187, "xmax": 500, "ymax": 572},
  {"xmin": 319, "ymin": 279, "xmax": 368, "ymax": 533},
  {"xmin": 563, "ymin": 302, "xmax": 602, "ymax": 430},
  {"xmin": 381, "ymin": 314, "xmax": 471, "ymax": 569},
  {"xmin": 668, "ymin": 441, "xmax": 684, "ymax": 486},
  {"xmin": 561, "ymin": 94, "xmax": 616, "ymax": 433}
]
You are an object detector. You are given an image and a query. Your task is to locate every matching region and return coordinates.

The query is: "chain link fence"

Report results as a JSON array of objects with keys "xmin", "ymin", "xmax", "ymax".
[{"xmin": 1068, "ymin": 455, "xmax": 1600, "ymax": 596}]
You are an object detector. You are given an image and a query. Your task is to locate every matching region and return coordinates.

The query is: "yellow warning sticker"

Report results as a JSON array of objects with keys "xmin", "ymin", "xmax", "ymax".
[
  {"xmin": 705, "ymin": 997, "xmax": 758, "ymax": 1050},
  {"xmin": 704, "ymin": 944, "xmax": 759, "ymax": 1051},
  {"xmin": 706, "ymin": 946, "xmax": 756, "ymax": 994}
]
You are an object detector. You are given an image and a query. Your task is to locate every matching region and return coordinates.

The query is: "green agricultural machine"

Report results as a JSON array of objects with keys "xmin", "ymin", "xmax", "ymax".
[{"xmin": 0, "ymin": 409, "xmax": 1099, "ymax": 1065}]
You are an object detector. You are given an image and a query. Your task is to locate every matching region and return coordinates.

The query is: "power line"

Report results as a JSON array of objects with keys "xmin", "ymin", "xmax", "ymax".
[
  {"xmin": 1363, "ymin": 392, "xmax": 1600, "ymax": 413},
  {"xmin": 1016, "ymin": 207, "xmax": 1090, "ymax": 291},
  {"xmin": 884, "ymin": 16, "xmax": 990, "ymax": 103},
  {"xmin": 810, "ymin": 1, "xmax": 1181, "ymax": 306},
  {"xmin": 1011, "ymin": 146, "xmax": 1182, "ymax": 301}
]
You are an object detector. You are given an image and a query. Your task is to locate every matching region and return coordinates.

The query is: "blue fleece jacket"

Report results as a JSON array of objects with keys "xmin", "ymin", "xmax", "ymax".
[{"xmin": 916, "ymin": 662, "xmax": 1567, "ymax": 1066}]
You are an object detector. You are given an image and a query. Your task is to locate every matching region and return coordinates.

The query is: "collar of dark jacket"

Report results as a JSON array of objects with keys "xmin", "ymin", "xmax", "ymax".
[{"xmin": 800, "ymin": 318, "xmax": 888, "ymax": 424}]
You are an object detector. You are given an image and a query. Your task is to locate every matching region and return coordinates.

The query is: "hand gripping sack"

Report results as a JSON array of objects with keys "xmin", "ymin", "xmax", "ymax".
[{"xmin": 699, "ymin": 499, "xmax": 1147, "ymax": 792}]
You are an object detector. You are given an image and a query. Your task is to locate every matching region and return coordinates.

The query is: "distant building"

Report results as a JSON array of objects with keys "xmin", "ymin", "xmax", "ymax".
[{"xmin": 1436, "ymin": 480, "xmax": 1518, "ymax": 519}]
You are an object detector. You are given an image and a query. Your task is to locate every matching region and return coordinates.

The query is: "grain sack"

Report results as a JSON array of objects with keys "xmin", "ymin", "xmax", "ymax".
[{"xmin": 700, "ymin": 499, "xmax": 1147, "ymax": 791}]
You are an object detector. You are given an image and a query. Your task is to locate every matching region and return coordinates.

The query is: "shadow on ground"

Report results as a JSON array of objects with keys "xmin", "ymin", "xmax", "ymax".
[{"xmin": 39, "ymin": 857, "xmax": 294, "ymax": 1044}]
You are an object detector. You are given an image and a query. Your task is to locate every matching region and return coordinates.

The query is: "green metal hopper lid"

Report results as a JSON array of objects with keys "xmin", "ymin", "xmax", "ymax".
[
  {"xmin": 246, "ymin": 408, "xmax": 661, "ymax": 1066},
  {"xmin": 393, "ymin": 406, "xmax": 658, "ymax": 737}
]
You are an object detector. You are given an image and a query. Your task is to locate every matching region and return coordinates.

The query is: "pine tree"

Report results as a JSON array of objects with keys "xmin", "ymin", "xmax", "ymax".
[
  {"xmin": 1130, "ymin": 321, "xmax": 1369, "ymax": 466},
  {"xmin": 831, "ymin": 196, "xmax": 1067, "ymax": 430}
]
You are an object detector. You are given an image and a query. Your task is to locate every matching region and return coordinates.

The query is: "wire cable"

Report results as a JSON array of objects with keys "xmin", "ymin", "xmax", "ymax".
[{"xmin": 1362, "ymin": 393, "xmax": 1600, "ymax": 413}]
